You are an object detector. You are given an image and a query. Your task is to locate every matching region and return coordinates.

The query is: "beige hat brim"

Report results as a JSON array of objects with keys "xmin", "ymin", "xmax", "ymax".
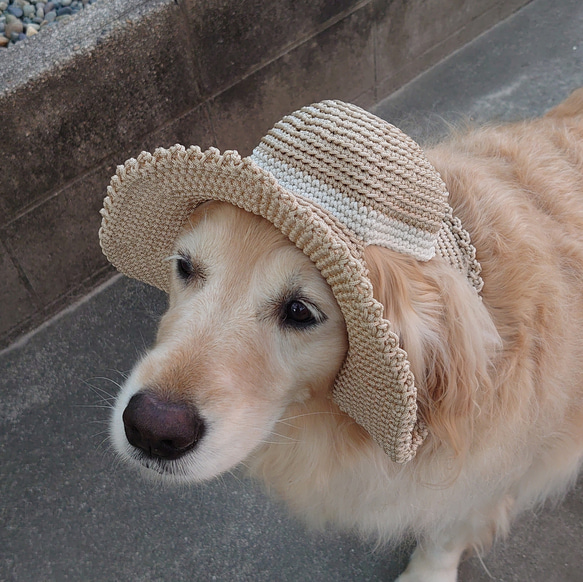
[{"xmin": 100, "ymin": 144, "xmax": 426, "ymax": 463}]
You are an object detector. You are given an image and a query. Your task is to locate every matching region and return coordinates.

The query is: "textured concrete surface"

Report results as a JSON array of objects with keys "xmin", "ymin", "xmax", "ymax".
[
  {"xmin": 2, "ymin": 0, "xmax": 583, "ymax": 580},
  {"xmin": 0, "ymin": 0, "xmax": 529, "ymax": 347},
  {"xmin": 373, "ymin": 0, "xmax": 583, "ymax": 140}
]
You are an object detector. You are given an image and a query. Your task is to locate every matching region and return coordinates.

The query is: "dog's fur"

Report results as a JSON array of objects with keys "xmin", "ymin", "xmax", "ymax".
[{"xmin": 111, "ymin": 90, "xmax": 583, "ymax": 581}]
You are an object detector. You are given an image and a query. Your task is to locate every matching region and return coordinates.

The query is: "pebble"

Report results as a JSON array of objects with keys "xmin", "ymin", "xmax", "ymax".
[
  {"xmin": 6, "ymin": 4, "xmax": 23, "ymax": 17},
  {"xmin": 0, "ymin": 0, "xmax": 96, "ymax": 46},
  {"xmin": 4, "ymin": 15, "xmax": 23, "ymax": 35}
]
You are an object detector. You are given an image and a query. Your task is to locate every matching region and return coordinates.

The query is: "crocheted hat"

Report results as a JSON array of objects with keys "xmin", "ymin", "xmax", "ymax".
[{"xmin": 100, "ymin": 100, "xmax": 482, "ymax": 463}]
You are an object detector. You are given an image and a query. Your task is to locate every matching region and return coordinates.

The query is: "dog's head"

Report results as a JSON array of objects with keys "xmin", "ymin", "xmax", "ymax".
[
  {"xmin": 110, "ymin": 201, "xmax": 348, "ymax": 482},
  {"xmin": 111, "ymin": 197, "xmax": 499, "ymax": 482}
]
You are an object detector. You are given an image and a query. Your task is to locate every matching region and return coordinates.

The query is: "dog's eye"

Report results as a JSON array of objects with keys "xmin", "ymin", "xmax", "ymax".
[
  {"xmin": 176, "ymin": 256, "xmax": 194, "ymax": 281},
  {"xmin": 174, "ymin": 254, "xmax": 206, "ymax": 284},
  {"xmin": 282, "ymin": 300, "xmax": 317, "ymax": 328},
  {"xmin": 173, "ymin": 253, "xmax": 206, "ymax": 286}
]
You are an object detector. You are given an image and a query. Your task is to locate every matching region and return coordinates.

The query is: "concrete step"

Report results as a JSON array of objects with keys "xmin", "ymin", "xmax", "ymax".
[
  {"xmin": 1, "ymin": 0, "xmax": 582, "ymax": 580},
  {"xmin": 0, "ymin": 0, "xmax": 529, "ymax": 348}
]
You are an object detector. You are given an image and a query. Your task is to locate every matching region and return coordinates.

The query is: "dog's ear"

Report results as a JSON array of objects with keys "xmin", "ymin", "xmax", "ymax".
[{"xmin": 363, "ymin": 246, "xmax": 500, "ymax": 457}]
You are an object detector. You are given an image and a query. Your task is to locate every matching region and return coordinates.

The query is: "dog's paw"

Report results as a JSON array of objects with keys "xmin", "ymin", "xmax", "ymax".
[
  {"xmin": 395, "ymin": 569, "xmax": 457, "ymax": 582},
  {"xmin": 395, "ymin": 542, "xmax": 460, "ymax": 582}
]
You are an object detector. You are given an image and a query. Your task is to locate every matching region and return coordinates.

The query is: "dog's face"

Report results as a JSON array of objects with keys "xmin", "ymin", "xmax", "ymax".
[{"xmin": 111, "ymin": 201, "xmax": 348, "ymax": 482}]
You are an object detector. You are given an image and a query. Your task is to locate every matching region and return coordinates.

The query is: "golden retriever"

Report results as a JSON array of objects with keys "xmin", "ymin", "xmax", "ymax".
[{"xmin": 110, "ymin": 89, "xmax": 583, "ymax": 581}]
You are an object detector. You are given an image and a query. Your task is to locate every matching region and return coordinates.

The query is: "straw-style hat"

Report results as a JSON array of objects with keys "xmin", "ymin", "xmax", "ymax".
[{"xmin": 100, "ymin": 100, "xmax": 482, "ymax": 463}]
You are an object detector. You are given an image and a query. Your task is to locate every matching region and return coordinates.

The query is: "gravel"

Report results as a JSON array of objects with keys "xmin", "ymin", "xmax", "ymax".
[{"xmin": 0, "ymin": 0, "xmax": 98, "ymax": 47}]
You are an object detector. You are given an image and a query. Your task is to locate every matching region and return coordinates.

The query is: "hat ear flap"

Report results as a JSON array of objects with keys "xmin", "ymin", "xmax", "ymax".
[{"xmin": 363, "ymin": 245, "xmax": 500, "ymax": 458}]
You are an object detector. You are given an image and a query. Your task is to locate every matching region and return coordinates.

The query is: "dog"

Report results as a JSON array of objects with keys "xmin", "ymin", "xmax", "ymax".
[{"xmin": 109, "ymin": 89, "xmax": 583, "ymax": 581}]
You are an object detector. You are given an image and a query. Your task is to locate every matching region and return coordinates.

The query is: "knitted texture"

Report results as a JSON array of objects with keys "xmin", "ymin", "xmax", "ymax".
[{"xmin": 99, "ymin": 100, "xmax": 483, "ymax": 463}]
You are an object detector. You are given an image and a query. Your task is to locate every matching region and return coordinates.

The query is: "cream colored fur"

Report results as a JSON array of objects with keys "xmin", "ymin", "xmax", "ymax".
[{"xmin": 111, "ymin": 89, "xmax": 583, "ymax": 581}]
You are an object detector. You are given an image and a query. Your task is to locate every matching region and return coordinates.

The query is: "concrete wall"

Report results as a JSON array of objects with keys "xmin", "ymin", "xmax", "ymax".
[{"xmin": 0, "ymin": 0, "xmax": 530, "ymax": 347}]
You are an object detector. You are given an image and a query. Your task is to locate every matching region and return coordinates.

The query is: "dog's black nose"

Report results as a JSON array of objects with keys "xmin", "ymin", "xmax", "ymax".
[{"xmin": 122, "ymin": 392, "xmax": 205, "ymax": 460}]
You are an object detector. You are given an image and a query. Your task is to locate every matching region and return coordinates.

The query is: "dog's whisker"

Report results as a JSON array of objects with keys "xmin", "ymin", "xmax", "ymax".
[
  {"xmin": 216, "ymin": 473, "xmax": 232, "ymax": 494},
  {"xmin": 92, "ymin": 395, "xmax": 116, "ymax": 403},
  {"xmin": 76, "ymin": 392, "xmax": 115, "ymax": 409},
  {"xmin": 105, "ymin": 368, "xmax": 129, "ymax": 380},
  {"xmin": 258, "ymin": 439, "xmax": 300, "ymax": 445},
  {"xmin": 91, "ymin": 428, "xmax": 112, "ymax": 438},
  {"xmin": 228, "ymin": 421, "xmax": 302, "ymax": 443},
  {"xmin": 277, "ymin": 410, "xmax": 345, "ymax": 423},
  {"xmin": 81, "ymin": 399, "xmax": 115, "ymax": 409},
  {"xmin": 81, "ymin": 380, "xmax": 117, "ymax": 400},
  {"xmin": 82, "ymin": 385, "xmax": 113, "ymax": 399},
  {"xmin": 225, "ymin": 420, "xmax": 291, "ymax": 437},
  {"xmin": 237, "ymin": 460, "xmax": 251, "ymax": 473},
  {"xmin": 87, "ymin": 376, "xmax": 124, "ymax": 392},
  {"xmin": 139, "ymin": 329, "xmax": 152, "ymax": 352},
  {"xmin": 91, "ymin": 429, "xmax": 115, "ymax": 457},
  {"xmin": 474, "ymin": 550, "xmax": 495, "ymax": 579},
  {"xmin": 226, "ymin": 469, "xmax": 245, "ymax": 486},
  {"xmin": 266, "ymin": 431, "xmax": 301, "ymax": 443}
]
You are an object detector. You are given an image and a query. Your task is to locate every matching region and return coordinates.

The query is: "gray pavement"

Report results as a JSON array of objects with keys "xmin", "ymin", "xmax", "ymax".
[{"xmin": 2, "ymin": 0, "xmax": 583, "ymax": 580}]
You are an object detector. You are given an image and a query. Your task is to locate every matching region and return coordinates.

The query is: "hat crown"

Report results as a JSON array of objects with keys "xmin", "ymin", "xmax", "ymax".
[{"xmin": 251, "ymin": 100, "xmax": 449, "ymax": 262}]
